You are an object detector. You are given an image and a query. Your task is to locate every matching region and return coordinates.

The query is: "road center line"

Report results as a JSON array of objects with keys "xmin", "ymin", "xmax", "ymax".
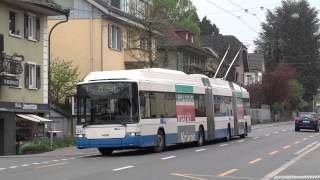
[
  {"xmin": 294, "ymin": 141, "xmax": 318, "ymax": 155},
  {"xmin": 20, "ymin": 164, "xmax": 29, "ymax": 167},
  {"xmin": 220, "ymin": 143, "xmax": 228, "ymax": 147},
  {"xmin": 112, "ymin": 166, "xmax": 134, "ymax": 172},
  {"xmin": 32, "ymin": 163, "xmax": 40, "ymax": 165},
  {"xmin": 283, "ymin": 145, "xmax": 291, "ymax": 149},
  {"xmin": 195, "ymin": 148, "xmax": 206, "ymax": 152},
  {"xmin": 0, "ymin": 168, "xmax": 6, "ymax": 171},
  {"xmin": 294, "ymin": 141, "xmax": 300, "ymax": 145},
  {"xmin": 41, "ymin": 161, "xmax": 50, "ymax": 164},
  {"xmin": 9, "ymin": 166, "xmax": 18, "ymax": 169},
  {"xmin": 274, "ymin": 132, "xmax": 279, "ymax": 134},
  {"xmin": 238, "ymin": 140, "xmax": 245, "ymax": 143},
  {"xmin": 269, "ymin": 150, "xmax": 279, "ymax": 155},
  {"xmin": 262, "ymin": 143, "xmax": 320, "ymax": 180},
  {"xmin": 253, "ymin": 137, "xmax": 260, "ymax": 140},
  {"xmin": 36, "ymin": 162, "xmax": 68, "ymax": 169},
  {"xmin": 171, "ymin": 173, "xmax": 208, "ymax": 180},
  {"xmin": 218, "ymin": 169, "xmax": 238, "ymax": 177},
  {"xmin": 265, "ymin": 134, "xmax": 270, "ymax": 136},
  {"xmin": 248, "ymin": 158, "xmax": 262, "ymax": 164},
  {"xmin": 161, "ymin": 156, "xmax": 176, "ymax": 160}
]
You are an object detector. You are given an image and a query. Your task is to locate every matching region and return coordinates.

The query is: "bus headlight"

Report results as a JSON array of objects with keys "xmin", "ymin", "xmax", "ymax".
[
  {"xmin": 76, "ymin": 134, "xmax": 85, "ymax": 138},
  {"xmin": 126, "ymin": 132, "xmax": 141, "ymax": 136}
]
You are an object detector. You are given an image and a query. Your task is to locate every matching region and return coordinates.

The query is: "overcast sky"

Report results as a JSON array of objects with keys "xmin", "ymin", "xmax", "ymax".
[{"xmin": 192, "ymin": 0, "xmax": 320, "ymax": 52}]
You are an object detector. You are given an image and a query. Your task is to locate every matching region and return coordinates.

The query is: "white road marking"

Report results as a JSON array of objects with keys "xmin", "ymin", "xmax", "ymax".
[
  {"xmin": 161, "ymin": 156, "xmax": 176, "ymax": 160},
  {"xmin": 282, "ymin": 129, "xmax": 287, "ymax": 132},
  {"xmin": 265, "ymin": 134, "xmax": 270, "ymax": 136},
  {"xmin": 294, "ymin": 141, "xmax": 318, "ymax": 155},
  {"xmin": 32, "ymin": 163, "xmax": 40, "ymax": 165},
  {"xmin": 294, "ymin": 141, "xmax": 300, "ymax": 145},
  {"xmin": 253, "ymin": 137, "xmax": 260, "ymax": 140},
  {"xmin": 171, "ymin": 173, "xmax": 208, "ymax": 180},
  {"xmin": 41, "ymin": 161, "xmax": 50, "ymax": 164},
  {"xmin": 9, "ymin": 166, "xmax": 18, "ymax": 169},
  {"xmin": 20, "ymin": 164, "xmax": 29, "ymax": 167},
  {"xmin": 220, "ymin": 143, "xmax": 228, "ymax": 147},
  {"xmin": 68, "ymin": 157, "xmax": 76, "ymax": 160},
  {"xmin": 303, "ymin": 138, "xmax": 309, "ymax": 141},
  {"xmin": 274, "ymin": 132, "xmax": 279, "ymax": 134},
  {"xmin": 36, "ymin": 162, "xmax": 68, "ymax": 169},
  {"xmin": 310, "ymin": 135, "xmax": 314, "ymax": 138},
  {"xmin": 248, "ymin": 158, "xmax": 262, "ymax": 164},
  {"xmin": 52, "ymin": 160, "xmax": 60, "ymax": 162},
  {"xmin": 0, "ymin": 168, "xmax": 6, "ymax": 171},
  {"xmin": 273, "ymin": 175, "xmax": 320, "ymax": 179},
  {"xmin": 195, "ymin": 149, "xmax": 206, "ymax": 152},
  {"xmin": 262, "ymin": 143, "xmax": 320, "ymax": 180},
  {"xmin": 112, "ymin": 166, "xmax": 134, "ymax": 172},
  {"xmin": 238, "ymin": 140, "xmax": 245, "ymax": 143},
  {"xmin": 60, "ymin": 159, "xmax": 68, "ymax": 161}
]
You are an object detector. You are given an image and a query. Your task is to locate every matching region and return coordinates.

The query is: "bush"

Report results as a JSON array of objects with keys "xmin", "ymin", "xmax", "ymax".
[{"xmin": 18, "ymin": 137, "xmax": 75, "ymax": 155}]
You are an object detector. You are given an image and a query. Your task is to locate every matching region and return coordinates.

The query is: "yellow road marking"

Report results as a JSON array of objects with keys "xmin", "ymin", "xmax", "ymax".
[
  {"xmin": 35, "ymin": 162, "xmax": 68, "ymax": 169},
  {"xmin": 171, "ymin": 173, "xmax": 208, "ymax": 180},
  {"xmin": 294, "ymin": 141, "xmax": 300, "ymax": 145},
  {"xmin": 248, "ymin": 158, "xmax": 262, "ymax": 164},
  {"xmin": 269, "ymin": 150, "xmax": 279, "ymax": 155},
  {"xmin": 90, "ymin": 157, "xmax": 102, "ymax": 160},
  {"xmin": 218, "ymin": 169, "xmax": 238, "ymax": 177},
  {"xmin": 283, "ymin": 145, "xmax": 291, "ymax": 149}
]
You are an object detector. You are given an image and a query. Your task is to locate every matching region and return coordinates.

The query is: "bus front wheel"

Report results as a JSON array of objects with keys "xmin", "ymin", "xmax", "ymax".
[
  {"xmin": 98, "ymin": 148, "xmax": 113, "ymax": 156},
  {"xmin": 153, "ymin": 130, "xmax": 165, "ymax": 153}
]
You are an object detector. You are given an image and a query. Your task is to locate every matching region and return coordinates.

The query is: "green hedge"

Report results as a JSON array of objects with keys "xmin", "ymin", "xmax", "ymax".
[{"xmin": 18, "ymin": 137, "xmax": 75, "ymax": 155}]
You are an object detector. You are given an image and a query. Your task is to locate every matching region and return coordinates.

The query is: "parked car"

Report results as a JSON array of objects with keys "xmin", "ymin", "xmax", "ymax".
[{"xmin": 295, "ymin": 112, "xmax": 319, "ymax": 132}]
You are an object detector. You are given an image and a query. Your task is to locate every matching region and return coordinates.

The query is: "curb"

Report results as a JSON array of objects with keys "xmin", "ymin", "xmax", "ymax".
[{"xmin": 0, "ymin": 150, "xmax": 98, "ymax": 158}]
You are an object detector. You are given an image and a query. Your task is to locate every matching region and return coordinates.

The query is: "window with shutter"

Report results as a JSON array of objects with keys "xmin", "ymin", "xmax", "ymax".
[
  {"xmin": 36, "ymin": 65, "xmax": 41, "ymax": 89},
  {"xmin": 24, "ymin": 14, "xmax": 28, "ymax": 38},
  {"xmin": 36, "ymin": 17, "xmax": 40, "ymax": 41},
  {"xmin": 0, "ymin": 34, "xmax": 3, "ymax": 53},
  {"xmin": 24, "ymin": 63, "xmax": 29, "ymax": 88}
]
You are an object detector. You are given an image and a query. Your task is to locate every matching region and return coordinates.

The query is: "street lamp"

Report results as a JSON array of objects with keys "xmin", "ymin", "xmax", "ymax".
[{"xmin": 48, "ymin": 10, "xmax": 70, "ymax": 148}]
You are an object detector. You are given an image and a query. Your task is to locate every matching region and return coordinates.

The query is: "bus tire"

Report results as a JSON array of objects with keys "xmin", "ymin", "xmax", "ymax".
[
  {"xmin": 224, "ymin": 126, "xmax": 231, "ymax": 142},
  {"xmin": 153, "ymin": 129, "xmax": 165, "ymax": 153},
  {"xmin": 196, "ymin": 126, "xmax": 205, "ymax": 147},
  {"xmin": 98, "ymin": 148, "xmax": 113, "ymax": 156}
]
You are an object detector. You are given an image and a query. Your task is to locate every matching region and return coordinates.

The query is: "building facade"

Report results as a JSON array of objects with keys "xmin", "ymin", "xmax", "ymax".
[
  {"xmin": 244, "ymin": 53, "xmax": 265, "ymax": 86},
  {"xmin": 0, "ymin": 0, "xmax": 67, "ymax": 155},
  {"xmin": 201, "ymin": 34, "xmax": 249, "ymax": 85},
  {"xmin": 158, "ymin": 29, "xmax": 218, "ymax": 76},
  {"xmin": 49, "ymin": 0, "xmax": 156, "ymax": 79}
]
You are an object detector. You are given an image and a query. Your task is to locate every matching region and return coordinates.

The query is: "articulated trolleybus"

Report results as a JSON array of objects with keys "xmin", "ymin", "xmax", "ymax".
[{"xmin": 75, "ymin": 68, "xmax": 251, "ymax": 155}]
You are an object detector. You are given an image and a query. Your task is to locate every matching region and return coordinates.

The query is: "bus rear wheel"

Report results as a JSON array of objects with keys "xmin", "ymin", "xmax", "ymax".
[
  {"xmin": 153, "ymin": 130, "xmax": 165, "ymax": 153},
  {"xmin": 98, "ymin": 148, "xmax": 113, "ymax": 156},
  {"xmin": 196, "ymin": 127, "xmax": 205, "ymax": 147}
]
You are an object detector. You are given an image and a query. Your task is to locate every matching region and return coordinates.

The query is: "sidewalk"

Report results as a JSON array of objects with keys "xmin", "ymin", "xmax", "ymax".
[
  {"xmin": 0, "ymin": 146, "xmax": 98, "ymax": 158},
  {"xmin": 252, "ymin": 121, "xmax": 293, "ymax": 130}
]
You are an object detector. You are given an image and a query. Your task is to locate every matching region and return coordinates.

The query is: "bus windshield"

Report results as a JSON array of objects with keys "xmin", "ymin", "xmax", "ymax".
[{"xmin": 76, "ymin": 82, "xmax": 139, "ymax": 125}]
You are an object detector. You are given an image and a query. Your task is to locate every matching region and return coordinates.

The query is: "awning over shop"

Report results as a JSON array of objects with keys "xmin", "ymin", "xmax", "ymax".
[{"xmin": 16, "ymin": 114, "xmax": 52, "ymax": 123}]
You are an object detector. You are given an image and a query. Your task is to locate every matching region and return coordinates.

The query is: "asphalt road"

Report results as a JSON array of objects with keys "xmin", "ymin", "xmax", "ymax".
[{"xmin": 1, "ymin": 122, "xmax": 320, "ymax": 180}]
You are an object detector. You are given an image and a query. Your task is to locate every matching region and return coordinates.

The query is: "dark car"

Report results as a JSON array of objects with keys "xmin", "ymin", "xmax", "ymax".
[{"xmin": 295, "ymin": 112, "xmax": 319, "ymax": 132}]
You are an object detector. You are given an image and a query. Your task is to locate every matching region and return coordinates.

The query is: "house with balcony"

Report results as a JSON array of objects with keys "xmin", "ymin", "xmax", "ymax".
[
  {"xmin": 157, "ymin": 29, "xmax": 218, "ymax": 76},
  {"xmin": 244, "ymin": 53, "xmax": 265, "ymax": 86},
  {"xmin": 0, "ymin": 0, "xmax": 68, "ymax": 155},
  {"xmin": 48, "ymin": 0, "xmax": 156, "ymax": 79}
]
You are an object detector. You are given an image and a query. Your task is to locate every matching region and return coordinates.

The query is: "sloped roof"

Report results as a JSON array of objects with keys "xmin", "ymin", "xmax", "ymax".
[
  {"xmin": 158, "ymin": 30, "xmax": 213, "ymax": 57},
  {"xmin": 19, "ymin": 0, "xmax": 69, "ymax": 15},
  {"xmin": 247, "ymin": 53, "xmax": 265, "ymax": 72}
]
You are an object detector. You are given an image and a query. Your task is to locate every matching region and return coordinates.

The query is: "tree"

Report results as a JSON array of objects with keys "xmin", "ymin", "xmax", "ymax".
[
  {"xmin": 50, "ymin": 57, "xmax": 80, "ymax": 107},
  {"xmin": 255, "ymin": 0, "xmax": 320, "ymax": 102},
  {"xmin": 199, "ymin": 16, "xmax": 220, "ymax": 36},
  {"xmin": 125, "ymin": 0, "xmax": 201, "ymax": 67},
  {"xmin": 289, "ymin": 79, "xmax": 305, "ymax": 110}
]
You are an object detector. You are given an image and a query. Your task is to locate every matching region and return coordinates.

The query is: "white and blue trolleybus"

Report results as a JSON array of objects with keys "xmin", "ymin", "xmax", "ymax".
[{"xmin": 75, "ymin": 68, "xmax": 251, "ymax": 155}]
